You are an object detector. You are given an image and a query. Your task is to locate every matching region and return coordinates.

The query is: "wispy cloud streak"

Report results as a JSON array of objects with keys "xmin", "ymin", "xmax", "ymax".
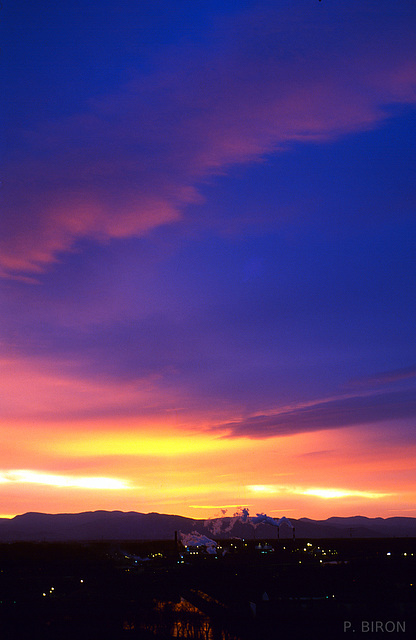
[
  {"xmin": 0, "ymin": 470, "xmax": 129, "ymax": 490},
  {"xmin": 219, "ymin": 389, "xmax": 416, "ymax": 439},
  {"xmin": 347, "ymin": 366, "xmax": 416, "ymax": 389}
]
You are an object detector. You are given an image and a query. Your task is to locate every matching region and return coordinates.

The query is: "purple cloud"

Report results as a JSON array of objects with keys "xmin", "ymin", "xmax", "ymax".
[
  {"xmin": 2, "ymin": 1, "xmax": 416, "ymax": 277},
  {"xmin": 347, "ymin": 366, "xmax": 416, "ymax": 389},
  {"xmin": 218, "ymin": 388, "xmax": 416, "ymax": 439}
]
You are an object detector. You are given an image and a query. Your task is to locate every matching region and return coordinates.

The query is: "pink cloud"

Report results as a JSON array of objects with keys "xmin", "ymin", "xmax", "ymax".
[
  {"xmin": 2, "ymin": 1, "xmax": 416, "ymax": 277},
  {"xmin": 0, "ymin": 352, "xmax": 177, "ymax": 422}
]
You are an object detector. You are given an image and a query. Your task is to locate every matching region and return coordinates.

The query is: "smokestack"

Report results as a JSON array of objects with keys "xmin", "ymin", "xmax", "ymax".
[
  {"xmin": 174, "ymin": 530, "xmax": 178, "ymax": 549},
  {"xmin": 293, "ymin": 526, "xmax": 295, "ymax": 541}
]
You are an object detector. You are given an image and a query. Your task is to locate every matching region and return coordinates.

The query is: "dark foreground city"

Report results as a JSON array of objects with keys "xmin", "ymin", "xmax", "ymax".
[{"xmin": 0, "ymin": 537, "xmax": 415, "ymax": 640}]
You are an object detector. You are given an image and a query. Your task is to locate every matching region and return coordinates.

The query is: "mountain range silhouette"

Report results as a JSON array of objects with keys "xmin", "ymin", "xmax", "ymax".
[{"xmin": 1, "ymin": 511, "xmax": 416, "ymax": 541}]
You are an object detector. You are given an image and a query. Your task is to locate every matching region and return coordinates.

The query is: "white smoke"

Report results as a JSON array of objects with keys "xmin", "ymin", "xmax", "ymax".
[
  {"xmin": 180, "ymin": 530, "xmax": 217, "ymax": 553},
  {"xmin": 276, "ymin": 516, "xmax": 294, "ymax": 529},
  {"xmin": 205, "ymin": 506, "xmax": 251, "ymax": 535},
  {"xmin": 204, "ymin": 508, "xmax": 228, "ymax": 536},
  {"xmin": 236, "ymin": 507, "xmax": 250, "ymax": 523},
  {"xmin": 222, "ymin": 507, "xmax": 251, "ymax": 533},
  {"xmin": 203, "ymin": 508, "xmax": 293, "ymax": 536},
  {"xmin": 251, "ymin": 513, "xmax": 294, "ymax": 529}
]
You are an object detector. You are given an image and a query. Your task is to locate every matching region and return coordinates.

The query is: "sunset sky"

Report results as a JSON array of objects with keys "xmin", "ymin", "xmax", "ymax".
[{"xmin": 1, "ymin": 0, "xmax": 415, "ymax": 521}]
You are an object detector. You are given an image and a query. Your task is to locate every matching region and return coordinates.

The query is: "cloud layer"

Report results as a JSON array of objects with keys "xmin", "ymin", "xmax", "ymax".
[
  {"xmin": 219, "ymin": 388, "xmax": 416, "ymax": 439},
  {"xmin": 2, "ymin": 0, "xmax": 416, "ymax": 277}
]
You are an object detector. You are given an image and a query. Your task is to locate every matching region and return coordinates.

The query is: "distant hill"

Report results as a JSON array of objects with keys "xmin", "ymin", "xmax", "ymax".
[{"xmin": 0, "ymin": 511, "xmax": 416, "ymax": 542}]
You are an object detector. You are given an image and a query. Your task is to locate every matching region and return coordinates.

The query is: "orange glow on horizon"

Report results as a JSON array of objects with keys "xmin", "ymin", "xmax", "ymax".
[
  {"xmin": 0, "ymin": 422, "xmax": 414, "ymax": 521},
  {"xmin": 1, "ymin": 374, "xmax": 415, "ymax": 520}
]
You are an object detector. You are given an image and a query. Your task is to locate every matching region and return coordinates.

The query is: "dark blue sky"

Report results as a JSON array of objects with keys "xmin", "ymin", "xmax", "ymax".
[{"xmin": 0, "ymin": 0, "xmax": 415, "ymax": 518}]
